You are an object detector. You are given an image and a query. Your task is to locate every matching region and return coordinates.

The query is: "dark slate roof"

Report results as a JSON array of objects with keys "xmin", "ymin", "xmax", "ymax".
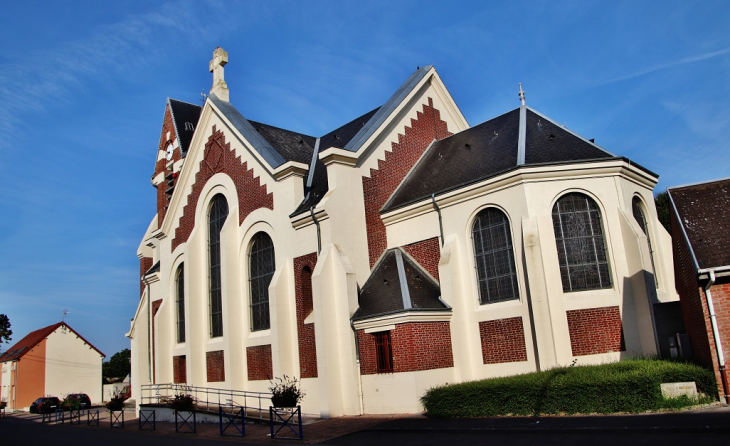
[
  {"xmin": 247, "ymin": 120, "xmax": 317, "ymax": 165},
  {"xmin": 291, "ymin": 108, "xmax": 381, "ymax": 217},
  {"xmin": 352, "ymin": 248, "xmax": 448, "ymax": 321},
  {"xmin": 0, "ymin": 322, "xmax": 105, "ymax": 363},
  {"xmin": 382, "ymin": 107, "xmax": 619, "ymax": 213},
  {"xmin": 168, "ymin": 99, "xmax": 203, "ymax": 157},
  {"xmin": 669, "ymin": 178, "xmax": 730, "ymax": 269}
]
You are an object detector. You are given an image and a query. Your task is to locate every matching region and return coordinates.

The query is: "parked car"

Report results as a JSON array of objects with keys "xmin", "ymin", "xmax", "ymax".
[
  {"xmin": 29, "ymin": 397, "xmax": 60, "ymax": 414},
  {"xmin": 62, "ymin": 393, "xmax": 92, "ymax": 410},
  {"xmin": 118, "ymin": 385, "xmax": 131, "ymax": 402}
]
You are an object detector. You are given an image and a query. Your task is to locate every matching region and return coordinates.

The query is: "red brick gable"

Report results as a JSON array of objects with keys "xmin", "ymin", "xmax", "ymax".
[
  {"xmin": 402, "ymin": 237, "xmax": 440, "ymax": 281},
  {"xmin": 171, "ymin": 126, "xmax": 274, "ymax": 252},
  {"xmin": 362, "ymin": 98, "xmax": 451, "ymax": 268},
  {"xmin": 156, "ymin": 105, "xmax": 182, "ymax": 228}
]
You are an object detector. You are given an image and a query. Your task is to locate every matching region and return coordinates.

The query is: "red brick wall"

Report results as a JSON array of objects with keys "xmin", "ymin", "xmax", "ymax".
[
  {"xmin": 402, "ymin": 237, "xmax": 441, "ymax": 281},
  {"xmin": 206, "ymin": 350, "xmax": 225, "ymax": 382},
  {"xmin": 708, "ymin": 280, "xmax": 730, "ymax": 397},
  {"xmin": 357, "ymin": 322, "xmax": 454, "ymax": 375},
  {"xmin": 151, "ymin": 300, "xmax": 162, "ymax": 383},
  {"xmin": 155, "ymin": 105, "xmax": 182, "ymax": 227},
  {"xmin": 566, "ymin": 306, "xmax": 625, "ymax": 356},
  {"xmin": 173, "ymin": 355, "xmax": 187, "ymax": 383},
  {"xmin": 362, "ymin": 98, "xmax": 451, "ymax": 267},
  {"xmin": 247, "ymin": 345, "xmax": 273, "ymax": 381},
  {"xmin": 294, "ymin": 253, "xmax": 318, "ymax": 378},
  {"xmin": 139, "ymin": 257, "xmax": 153, "ymax": 298},
  {"xmin": 172, "ymin": 126, "xmax": 274, "ymax": 252},
  {"xmin": 478, "ymin": 317, "xmax": 528, "ymax": 364}
]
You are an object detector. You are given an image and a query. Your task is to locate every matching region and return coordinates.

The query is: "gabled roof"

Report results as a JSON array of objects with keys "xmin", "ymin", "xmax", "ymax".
[
  {"xmin": 383, "ymin": 106, "xmax": 622, "ymax": 213},
  {"xmin": 168, "ymin": 99, "xmax": 203, "ymax": 157},
  {"xmin": 669, "ymin": 177, "xmax": 730, "ymax": 270},
  {"xmin": 352, "ymin": 248, "xmax": 449, "ymax": 321},
  {"xmin": 0, "ymin": 322, "xmax": 105, "ymax": 363}
]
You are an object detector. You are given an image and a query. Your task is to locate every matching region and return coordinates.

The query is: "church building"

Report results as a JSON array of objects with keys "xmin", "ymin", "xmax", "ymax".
[{"xmin": 128, "ymin": 48, "xmax": 679, "ymax": 416}]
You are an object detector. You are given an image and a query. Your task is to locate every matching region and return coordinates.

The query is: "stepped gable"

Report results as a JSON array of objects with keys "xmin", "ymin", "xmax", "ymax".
[
  {"xmin": 382, "ymin": 107, "xmax": 618, "ymax": 213},
  {"xmin": 168, "ymin": 99, "xmax": 203, "ymax": 157},
  {"xmin": 352, "ymin": 248, "xmax": 447, "ymax": 322},
  {"xmin": 291, "ymin": 107, "xmax": 381, "ymax": 217},
  {"xmin": 670, "ymin": 178, "xmax": 730, "ymax": 269}
]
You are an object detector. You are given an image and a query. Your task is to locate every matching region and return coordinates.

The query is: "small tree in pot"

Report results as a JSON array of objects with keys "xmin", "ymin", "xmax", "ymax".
[
  {"xmin": 269, "ymin": 375, "xmax": 305, "ymax": 408},
  {"xmin": 169, "ymin": 393, "xmax": 195, "ymax": 412}
]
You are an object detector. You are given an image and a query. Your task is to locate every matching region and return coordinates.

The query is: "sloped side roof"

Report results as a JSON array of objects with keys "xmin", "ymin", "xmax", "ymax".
[
  {"xmin": 352, "ymin": 248, "xmax": 448, "ymax": 321},
  {"xmin": 168, "ymin": 99, "xmax": 202, "ymax": 157},
  {"xmin": 669, "ymin": 178, "xmax": 730, "ymax": 269},
  {"xmin": 292, "ymin": 107, "xmax": 381, "ymax": 216},
  {"xmin": 382, "ymin": 107, "xmax": 619, "ymax": 213},
  {"xmin": 247, "ymin": 120, "xmax": 316, "ymax": 165},
  {"xmin": 0, "ymin": 322, "xmax": 105, "ymax": 363}
]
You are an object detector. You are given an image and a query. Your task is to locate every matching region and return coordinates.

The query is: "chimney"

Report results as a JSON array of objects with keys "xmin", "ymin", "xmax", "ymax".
[{"xmin": 209, "ymin": 47, "xmax": 229, "ymax": 101}]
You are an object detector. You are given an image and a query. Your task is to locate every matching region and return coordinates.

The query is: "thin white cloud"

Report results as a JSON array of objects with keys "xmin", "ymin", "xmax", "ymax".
[{"xmin": 598, "ymin": 46, "xmax": 730, "ymax": 86}]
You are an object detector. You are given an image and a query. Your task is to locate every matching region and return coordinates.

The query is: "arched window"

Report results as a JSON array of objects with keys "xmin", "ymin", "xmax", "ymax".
[
  {"xmin": 632, "ymin": 196, "xmax": 658, "ymax": 286},
  {"xmin": 552, "ymin": 193, "xmax": 611, "ymax": 292},
  {"xmin": 208, "ymin": 194, "xmax": 228, "ymax": 338},
  {"xmin": 249, "ymin": 232, "xmax": 275, "ymax": 331},
  {"xmin": 176, "ymin": 264, "xmax": 185, "ymax": 343},
  {"xmin": 471, "ymin": 208, "xmax": 519, "ymax": 304}
]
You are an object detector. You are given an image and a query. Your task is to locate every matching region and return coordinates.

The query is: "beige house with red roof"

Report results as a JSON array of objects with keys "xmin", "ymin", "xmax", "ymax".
[{"xmin": 0, "ymin": 322, "xmax": 104, "ymax": 411}]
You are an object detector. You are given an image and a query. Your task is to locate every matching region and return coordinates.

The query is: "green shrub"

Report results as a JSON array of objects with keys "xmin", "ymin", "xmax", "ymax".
[{"xmin": 421, "ymin": 358, "xmax": 717, "ymax": 417}]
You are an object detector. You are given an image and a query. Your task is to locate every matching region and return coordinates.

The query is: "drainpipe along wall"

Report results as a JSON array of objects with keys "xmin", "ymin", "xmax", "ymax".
[{"xmin": 700, "ymin": 268, "xmax": 729, "ymax": 403}]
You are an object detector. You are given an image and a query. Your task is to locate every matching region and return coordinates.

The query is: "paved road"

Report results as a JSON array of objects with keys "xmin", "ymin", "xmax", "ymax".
[{"xmin": 0, "ymin": 415, "xmax": 270, "ymax": 445}]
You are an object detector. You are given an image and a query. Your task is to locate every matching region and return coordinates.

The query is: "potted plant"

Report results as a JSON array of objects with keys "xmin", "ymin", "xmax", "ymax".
[
  {"xmin": 269, "ymin": 375, "xmax": 305, "ymax": 408},
  {"xmin": 0, "ymin": 399, "xmax": 6, "ymax": 410},
  {"xmin": 106, "ymin": 394, "xmax": 125, "ymax": 411},
  {"xmin": 169, "ymin": 393, "xmax": 195, "ymax": 412}
]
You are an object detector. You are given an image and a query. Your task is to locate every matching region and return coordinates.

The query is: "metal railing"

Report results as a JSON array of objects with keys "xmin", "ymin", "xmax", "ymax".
[{"xmin": 140, "ymin": 383, "xmax": 272, "ymax": 420}]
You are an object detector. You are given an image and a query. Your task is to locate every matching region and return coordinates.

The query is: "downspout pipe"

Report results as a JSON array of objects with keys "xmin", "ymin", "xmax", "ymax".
[
  {"xmin": 431, "ymin": 194, "xmax": 444, "ymax": 247},
  {"xmin": 142, "ymin": 275, "xmax": 153, "ymax": 384},
  {"xmin": 350, "ymin": 320, "xmax": 364, "ymax": 415},
  {"xmin": 700, "ymin": 268, "xmax": 729, "ymax": 403},
  {"xmin": 310, "ymin": 206, "xmax": 321, "ymax": 254}
]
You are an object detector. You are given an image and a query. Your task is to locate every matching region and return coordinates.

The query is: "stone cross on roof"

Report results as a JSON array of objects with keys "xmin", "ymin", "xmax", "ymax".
[
  {"xmin": 209, "ymin": 47, "xmax": 229, "ymax": 101},
  {"xmin": 518, "ymin": 83, "xmax": 526, "ymax": 106}
]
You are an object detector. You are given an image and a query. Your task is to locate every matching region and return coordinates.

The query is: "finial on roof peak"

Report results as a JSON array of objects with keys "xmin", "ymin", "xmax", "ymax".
[
  {"xmin": 209, "ymin": 47, "xmax": 229, "ymax": 101},
  {"xmin": 518, "ymin": 83, "xmax": 526, "ymax": 106}
]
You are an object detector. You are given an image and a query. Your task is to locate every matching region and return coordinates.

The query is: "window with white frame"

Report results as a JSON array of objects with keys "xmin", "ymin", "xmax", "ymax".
[
  {"xmin": 472, "ymin": 207, "xmax": 519, "ymax": 304},
  {"xmin": 208, "ymin": 194, "xmax": 228, "ymax": 338},
  {"xmin": 249, "ymin": 232, "xmax": 275, "ymax": 331},
  {"xmin": 176, "ymin": 263, "xmax": 185, "ymax": 343},
  {"xmin": 552, "ymin": 193, "xmax": 612, "ymax": 292}
]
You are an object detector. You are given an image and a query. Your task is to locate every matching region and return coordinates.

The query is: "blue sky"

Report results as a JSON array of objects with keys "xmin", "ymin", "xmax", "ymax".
[{"xmin": 1, "ymin": 1, "xmax": 728, "ymax": 358}]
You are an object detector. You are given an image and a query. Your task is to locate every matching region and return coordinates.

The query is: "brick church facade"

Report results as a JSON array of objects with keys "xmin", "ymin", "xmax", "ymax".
[{"xmin": 128, "ymin": 48, "xmax": 679, "ymax": 416}]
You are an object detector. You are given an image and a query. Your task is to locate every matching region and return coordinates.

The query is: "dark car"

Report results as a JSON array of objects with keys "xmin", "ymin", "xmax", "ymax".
[
  {"xmin": 29, "ymin": 397, "xmax": 60, "ymax": 414},
  {"xmin": 63, "ymin": 393, "xmax": 92, "ymax": 410}
]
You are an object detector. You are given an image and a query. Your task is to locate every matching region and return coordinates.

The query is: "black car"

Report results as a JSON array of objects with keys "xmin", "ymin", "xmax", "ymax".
[
  {"xmin": 29, "ymin": 397, "xmax": 60, "ymax": 414},
  {"xmin": 63, "ymin": 393, "xmax": 92, "ymax": 410}
]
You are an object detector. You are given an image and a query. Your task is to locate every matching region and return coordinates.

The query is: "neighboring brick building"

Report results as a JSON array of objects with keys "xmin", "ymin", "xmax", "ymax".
[
  {"xmin": 127, "ymin": 48, "xmax": 679, "ymax": 416},
  {"xmin": 669, "ymin": 178, "xmax": 730, "ymax": 403},
  {"xmin": 0, "ymin": 322, "xmax": 104, "ymax": 410}
]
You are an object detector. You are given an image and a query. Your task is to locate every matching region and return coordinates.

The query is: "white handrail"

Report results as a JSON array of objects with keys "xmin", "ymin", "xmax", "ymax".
[{"xmin": 140, "ymin": 383, "xmax": 272, "ymax": 419}]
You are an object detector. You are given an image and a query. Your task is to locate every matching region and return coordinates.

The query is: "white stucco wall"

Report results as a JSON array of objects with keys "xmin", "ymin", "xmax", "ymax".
[{"xmin": 44, "ymin": 327, "xmax": 103, "ymax": 404}]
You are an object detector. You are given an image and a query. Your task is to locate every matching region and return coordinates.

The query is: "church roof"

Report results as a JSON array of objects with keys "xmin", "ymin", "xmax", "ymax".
[
  {"xmin": 382, "ymin": 106, "xmax": 622, "ymax": 213},
  {"xmin": 352, "ymin": 248, "xmax": 449, "ymax": 321},
  {"xmin": 669, "ymin": 177, "xmax": 730, "ymax": 270},
  {"xmin": 0, "ymin": 322, "xmax": 105, "ymax": 363},
  {"xmin": 168, "ymin": 99, "xmax": 202, "ymax": 157}
]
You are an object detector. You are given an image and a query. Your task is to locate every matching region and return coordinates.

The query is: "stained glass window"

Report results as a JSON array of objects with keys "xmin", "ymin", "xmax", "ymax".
[
  {"xmin": 249, "ymin": 232, "xmax": 275, "ymax": 331},
  {"xmin": 472, "ymin": 208, "xmax": 519, "ymax": 304},
  {"xmin": 209, "ymin": 194, "xmax": 228, "ymax": 337},
  {"xmin": 176, "ymin": 264, "xmax": 185, "ymax": 343}
]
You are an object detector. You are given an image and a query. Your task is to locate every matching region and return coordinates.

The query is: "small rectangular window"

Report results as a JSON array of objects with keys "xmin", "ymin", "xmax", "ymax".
[{"xmin": 375, "ymin": 331, "xmax": 394, "ymax": 373}]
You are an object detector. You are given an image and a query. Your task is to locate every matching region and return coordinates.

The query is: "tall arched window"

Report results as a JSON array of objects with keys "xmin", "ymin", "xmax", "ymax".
[
  {"xmin": 249, "ymin": 232, "xmax": 275, "ymax": 331},
  {"xmin": 632, "ymin": 196, "xmax": 658, "ymax": 286},
  {"xmin": 176, "ymin": 264, "xmax": 185, "ymax": 343},
  {"xmin": 209, "ymin": 194, "xmax": 228, "ymax": 338},
  {"xmin": 472, "ymin": 208, "xmax": 519, "ymax": 304},
  {"xmin": 552, "ymin": 193, "xmax": 611, "ymax": 292}
]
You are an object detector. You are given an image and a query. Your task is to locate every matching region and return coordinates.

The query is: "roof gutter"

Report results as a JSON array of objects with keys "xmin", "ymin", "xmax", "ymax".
[{"xmin": 699, "ymin": 268, "xmax": 729, "ymax": 403}]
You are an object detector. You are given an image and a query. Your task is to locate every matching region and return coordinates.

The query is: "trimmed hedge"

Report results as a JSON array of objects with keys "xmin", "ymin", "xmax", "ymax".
[{"xmin": 421, "ymin": 358, "xmax": 717, "ymax": 417}]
